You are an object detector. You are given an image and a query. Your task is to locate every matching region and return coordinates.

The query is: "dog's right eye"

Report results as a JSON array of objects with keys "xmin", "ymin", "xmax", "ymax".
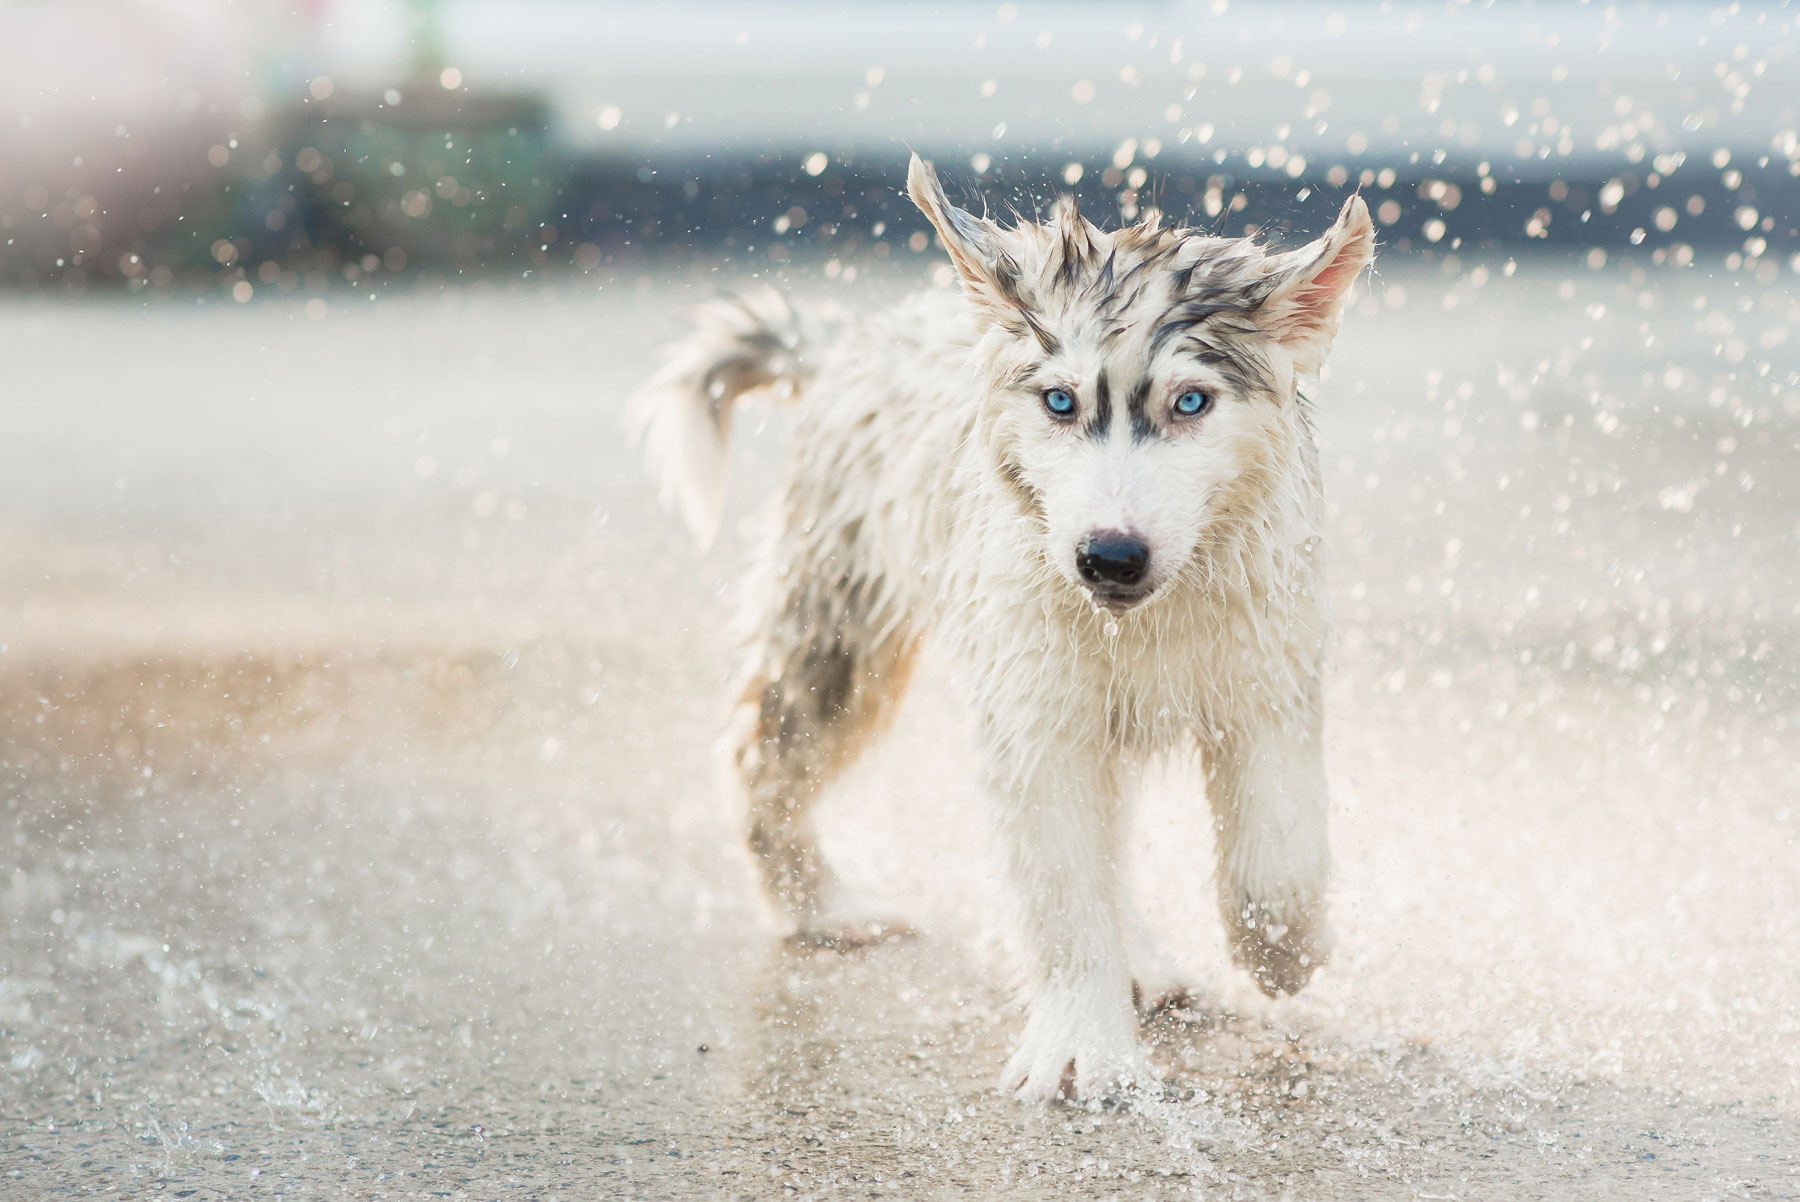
[{"xmin": 1042, "ymin": 389, "xmax": 1076, "ymax": 419}]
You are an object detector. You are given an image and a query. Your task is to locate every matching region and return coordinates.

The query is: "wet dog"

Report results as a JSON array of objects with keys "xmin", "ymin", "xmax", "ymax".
[{"xmin": 629, "ymin": 155, "xmax": 1373, "ymax": 1102}]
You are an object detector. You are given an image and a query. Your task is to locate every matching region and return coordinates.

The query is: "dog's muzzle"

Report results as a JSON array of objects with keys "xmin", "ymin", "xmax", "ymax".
[{"xmin": 1076, "ymin": 529, "xmax": 1153, "ymax": 609}]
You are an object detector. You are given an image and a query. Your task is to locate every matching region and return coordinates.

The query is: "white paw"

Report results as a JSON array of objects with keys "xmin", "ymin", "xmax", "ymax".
[
  {"xmin": 998, "ymin": 983, "xmax": 1154, "ymax": 1103},
  {"xmin": 1127, "ymin": 924, "xmax": 1194, "ymax": 1015}
]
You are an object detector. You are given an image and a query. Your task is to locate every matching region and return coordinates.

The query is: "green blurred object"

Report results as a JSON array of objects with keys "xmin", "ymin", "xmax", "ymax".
[
  {"xmin": 275, "ymin": 81, "xmax": 562, "ymax": 272},
  {"xmin": 412, "ymin": 0, "xmax": 446, "ymax": 77}
]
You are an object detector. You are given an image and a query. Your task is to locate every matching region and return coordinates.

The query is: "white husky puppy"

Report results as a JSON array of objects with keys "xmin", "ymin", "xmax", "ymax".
[{"xmin": 630, "ymin": 155, "xmax": 1374, "ymax": 1102}]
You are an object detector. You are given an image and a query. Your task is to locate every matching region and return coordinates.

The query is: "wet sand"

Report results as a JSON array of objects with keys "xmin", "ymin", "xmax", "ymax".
[{"xmin": 3, "ymin": 259, "xmax": 1797, "ymax": 1198}]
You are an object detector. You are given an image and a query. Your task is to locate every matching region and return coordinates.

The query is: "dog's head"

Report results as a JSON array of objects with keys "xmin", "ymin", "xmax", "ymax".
[{"xmin": 908, "ymin": 154, "xmax": 1373, "ymax": 613}]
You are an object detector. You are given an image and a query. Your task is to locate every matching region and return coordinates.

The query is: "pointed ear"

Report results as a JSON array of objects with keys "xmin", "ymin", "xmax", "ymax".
[
  {"xmin": 1257, "ymin": 194, "xmax": 1375, "ymax": 375},
  {"xmin": 906, "ymin": 153, "xmax": 1029, "ymax": 326}
]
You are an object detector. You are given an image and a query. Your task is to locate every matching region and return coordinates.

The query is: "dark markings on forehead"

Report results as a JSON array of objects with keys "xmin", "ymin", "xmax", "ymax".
[
  {"xmin": 986, "ymin": 248, "xmax": 1065, "ymax": 355},
  {"xmin": 1142, "ymin": 262, "xmax": 1283, "ymax": 400},
  {"xmin": 1182, "ymin": 340, "xmax": 1277, "ymax": 401},
  {"xmin": 1084, "ymin": 244, "xmax": 1185, "ymax": 332},
  {"xmin": 1051, "ymin": 194, "xmax": 1096, "ymax": 287},
  {"xmin": 1016, "ymin": 221, "xmax": 1290, "ymax": 412},
  {"xmin": 1056, "ymin": 230, "xmax": 1086, "ymax": 289},
  {"xmin": 1089, "ymin": 249, "xmax": 1117, "ymax": 297},
  {"xmin": 1150, "ymin": 299, "xmax": 1254, "ymax": 358},
  {"xmin": 1021, "ymin": 310, "xmax": 1060, "ymax": 355},
  {"xmin": 988, "ymin": 249, "xmax": 1026, "ymax": 306},
  {"xmin": 1099, "ymin": 256, "xmax": 1163, "ymax": 318},
  {"xmin": 995, "ymin": 305, "xmax": 1060, "ymax": 356},
  {"xmin": 1109, "ymin": 285, "xmax": 1157, "ymax": 327},
  {"xmin": 999, "ymin": 361, "xmax": 1039, "ymax": 391},
  {"xmin": 1084, "ymin": 371, "xmax": 1112, "ymax": 439},
  {"xmin": 1124, "ymin": 375, "xmax": 1156, "ymax": 442}
]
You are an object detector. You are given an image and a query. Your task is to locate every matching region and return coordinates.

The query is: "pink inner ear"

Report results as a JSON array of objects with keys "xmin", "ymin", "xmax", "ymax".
[
  {"xmin": 1311, "ymin": 241, "xmax": 1364, "ymax": 300},
  {"xmin": 1265, "ymin": 214, "xmax": 1373, "ymax": 367},
  {"xmin": 1291, "ymin": 237, "xmax": 1365, "ymax": 324},
  {"xmin": 1272, "ymin": 238, "xmax": 1366, "ymax": 350}
]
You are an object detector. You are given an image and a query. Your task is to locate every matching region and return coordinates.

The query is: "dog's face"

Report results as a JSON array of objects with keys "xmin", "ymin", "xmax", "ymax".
[{"xmin": 908, "ymin": 155, "xmax": 1373, "ymax": 612}]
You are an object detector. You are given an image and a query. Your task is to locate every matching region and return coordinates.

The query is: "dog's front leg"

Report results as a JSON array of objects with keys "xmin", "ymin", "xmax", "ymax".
[
  {"xmin": 982, "ymin": 738, "xmax": 1150, "ymax": 1102},
  {"xmin": 1204, "ymin": 708, "xmax": 1333, "ymax": 997}
]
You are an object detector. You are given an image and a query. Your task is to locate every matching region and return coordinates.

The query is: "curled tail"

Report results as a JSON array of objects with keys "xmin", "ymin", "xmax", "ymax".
[{"xmin": 626, "ymin": 287, "xmax": 824, "ymax": 547}]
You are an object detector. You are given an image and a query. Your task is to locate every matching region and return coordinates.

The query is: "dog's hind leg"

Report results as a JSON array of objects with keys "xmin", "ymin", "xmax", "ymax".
[{"xmin": 731, "ymin": 571, "xmax": 915, "ymax": 946}]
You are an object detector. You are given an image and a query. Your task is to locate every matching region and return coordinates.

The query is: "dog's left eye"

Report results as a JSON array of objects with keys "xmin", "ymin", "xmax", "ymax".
[{"xmin": 1173, "ymin": 389, "xmax": 1211, "ymax": 418}]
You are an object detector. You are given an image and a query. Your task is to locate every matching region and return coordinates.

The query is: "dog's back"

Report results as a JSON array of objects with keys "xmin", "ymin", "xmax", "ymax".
[{"xmin": 631, "ymin": 287, "xmax": 983, "ymax": 610}]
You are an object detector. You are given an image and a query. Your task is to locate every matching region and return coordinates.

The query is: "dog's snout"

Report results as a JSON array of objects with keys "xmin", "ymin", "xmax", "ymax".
[{"xmin": 1076, "ymin": 531, "xmax": 1150, "ymax": 589}]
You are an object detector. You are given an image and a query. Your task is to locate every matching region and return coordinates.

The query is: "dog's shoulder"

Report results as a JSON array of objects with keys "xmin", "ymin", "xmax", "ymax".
[
  {"xmin": 800, "ymin": 288, "xmax": 984, "ymax": 423},
  {"xmin": 828, "ymin": 287, "xmax": 977, "ymax": 364}
]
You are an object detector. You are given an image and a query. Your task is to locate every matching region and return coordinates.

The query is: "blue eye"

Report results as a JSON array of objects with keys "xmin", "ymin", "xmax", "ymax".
[
  {"xmin": 1042, "ymin": 388, "xmax": 1076, "ymax": 418},
  {"xmin": 1173, "ymin": 389, "xmax": 1211, "ymax": 417}
]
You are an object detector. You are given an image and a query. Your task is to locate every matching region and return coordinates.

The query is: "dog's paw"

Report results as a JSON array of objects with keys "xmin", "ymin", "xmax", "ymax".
[
  {"xmin": 1230, "ymin": 911, "xmax": 1333, "ymax": 998},
  {"xmin": 999, "ymin": 985, "xmax": 1155, "ymax": 1103},
  {"xmin": 1132, "ymin": 974, "xmax": 1194, "ymax": 1018},
  {"xmin": 1128, "ymin": 938, "xmax": 1195, "ymax": 1017}
]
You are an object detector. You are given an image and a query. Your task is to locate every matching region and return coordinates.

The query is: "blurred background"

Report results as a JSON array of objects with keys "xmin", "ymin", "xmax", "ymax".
[
  {"xmin": 4, "ymin": 0, "xmax": 1796, "ymax": 290},
  {"xmin": 3, "ymin": 3, "xmax": 1798, "ymax": 1199}
]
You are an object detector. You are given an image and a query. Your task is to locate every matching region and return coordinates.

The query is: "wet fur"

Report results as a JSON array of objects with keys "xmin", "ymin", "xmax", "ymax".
[{"xmin": 628, "ymin": 156, "xmax": 1375, "ymax": 1102}]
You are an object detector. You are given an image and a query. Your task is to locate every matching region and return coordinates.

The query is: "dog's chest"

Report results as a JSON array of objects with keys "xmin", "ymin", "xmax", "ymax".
[
  {"xmin": 1076, "ymin": 621, "xmax": 1233, "ymax": 747},
  {"xmin": 972, "ymin": 581, "xmax": 1320, "ymax": 750},
  {"xmin": 945, "ymin": 594, "xmax": 1236, "ymax": 749}
]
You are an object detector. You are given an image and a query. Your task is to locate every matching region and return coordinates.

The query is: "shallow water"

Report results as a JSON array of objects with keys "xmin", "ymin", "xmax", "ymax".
[{"xmin": 3, "ymin": 258, "xmax": 1796, "ymax": 1198}]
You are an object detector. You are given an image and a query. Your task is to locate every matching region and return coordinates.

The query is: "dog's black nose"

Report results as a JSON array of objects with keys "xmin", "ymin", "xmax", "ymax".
[{"xmin": 1076, "ymin": 531, "xmax": 1150, "ymax": 588}]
